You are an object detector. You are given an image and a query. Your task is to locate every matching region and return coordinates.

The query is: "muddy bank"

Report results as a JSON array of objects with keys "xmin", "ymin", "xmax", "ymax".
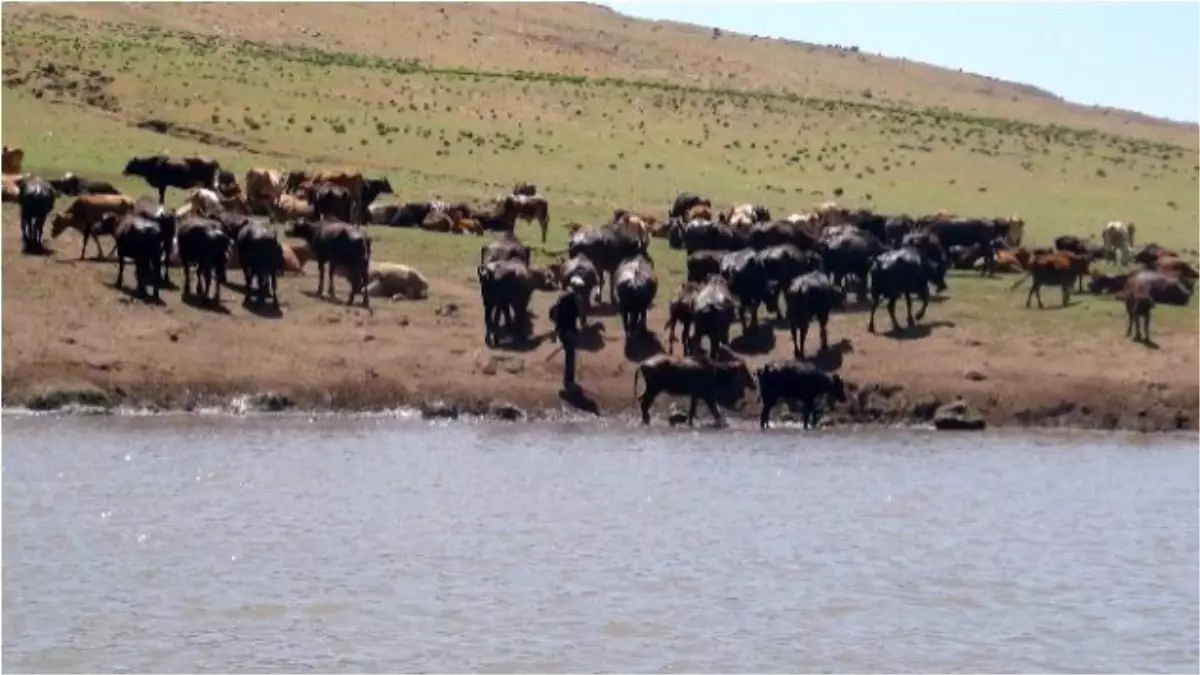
[{"xmin": 3, "ymin": 365, "xmax": 1196, "ymax": 433}]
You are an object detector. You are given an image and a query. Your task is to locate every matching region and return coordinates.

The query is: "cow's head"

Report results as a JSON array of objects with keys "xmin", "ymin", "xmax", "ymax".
[
  {"xmin": 49, "ymin": 212, "xmax": 72, "ymax": 238},
  {"xmin": 123, "ymin": 156, "xmax": 157, "ymax": 177}
]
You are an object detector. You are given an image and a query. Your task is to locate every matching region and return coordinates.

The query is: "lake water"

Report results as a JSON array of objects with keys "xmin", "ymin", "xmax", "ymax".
[{"xmin": 2, "ymin": 413, "xmax": 1197, "ymax": 673}]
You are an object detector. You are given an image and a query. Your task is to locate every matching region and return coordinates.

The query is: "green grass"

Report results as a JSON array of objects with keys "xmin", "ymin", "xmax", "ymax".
[{"xmin": 2, "ymin": 8, "xmax": 1198, "ymax": 338}]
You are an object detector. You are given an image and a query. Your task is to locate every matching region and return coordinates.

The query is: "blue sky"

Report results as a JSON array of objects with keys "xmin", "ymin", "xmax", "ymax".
[{"xmin": 606, "ymin": 1, "xmax": 1200, "ymax": 124}]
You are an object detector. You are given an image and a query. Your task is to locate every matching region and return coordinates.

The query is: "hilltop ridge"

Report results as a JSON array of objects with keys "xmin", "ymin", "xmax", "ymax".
[{"xmin": 4, "ymin": 1, "xmax": 1195, "ymax": 147}]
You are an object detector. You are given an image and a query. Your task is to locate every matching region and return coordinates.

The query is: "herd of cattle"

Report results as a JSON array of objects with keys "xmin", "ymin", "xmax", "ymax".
[{"xmin": 2, "ymin": 144, "xmax": 1197, "ymax": 427}]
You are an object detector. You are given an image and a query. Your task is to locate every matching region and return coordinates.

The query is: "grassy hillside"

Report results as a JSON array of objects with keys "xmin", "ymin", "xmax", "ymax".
[{"xmin": 1, "ymin": 3, "xmax": 1197, "ymax": 427}]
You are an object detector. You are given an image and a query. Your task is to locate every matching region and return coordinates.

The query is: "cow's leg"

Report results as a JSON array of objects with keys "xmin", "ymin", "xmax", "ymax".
[
  {"xmin": 704, "ymin": 396, "xmax": 724, "ymax": 427},
  {"xmin": 886, "ymin": 296, "xmax": 901, "ymax": 332},
  {"xmin": 80, "ymin": 229, "xmax": 91, "ymax": 260},
  {"xmin": 789, "ymin": 316, "xmax": 801, "ymax": 359},
  {"xmin": 867, "ymin": 292, "xmax": 880, "ymax": 333},
  {"xmin": 1062, "ymin": 283, "xmax": 1070, "ymax": 307},
  {"xmin": 914, "ymin": 287, "xmax": 929, "ymax": 321},
  {"xmin": 116, "ymin": 255, "xmax": 126, "ymax": 289},
  {"xmin": 1025, "ymin": 282, "xmax": 1037, "ymax": 309},
  {"xmin": 818, "ymin": 313, "xmax": 830, "ymax": 353},
  {"xmin": 903, "ymin": 292, "xmax": 915, "ymax": 327},
  {"xmin": 271, "ymin": 270, "xmax": 280, "ymax": 308},
  {"xmin": 687, "ymin": 396, "xmax": 700, "ymax": 426},
  {"xmin": 639, "ymin": 389, "xmax": 656, "ymax": 425},
  {"xmin": 183, "ymin": 263, "xmax": 193, "ymax": 298},
  {"xmin": 760, "ymin": 394, "xmax": 775, "ymax": 429},
  {"xmin": 211, "ymin": 265, "xmax": 222, "ymax": 303},
  {"xmin": 798, "ymin": 316, "xmax": 810, "ymax": 360},
  {"xmin": 327, "ymin": 263, "xmax": 337, "ymax": 299},
  {"xmin": 1125, "ymin": 303, "xmax": 1135, "ymax": 338},
  {"xmin": 1142, "ymin": 310, "xmax": 1151, "ymax": 343},
  {"xmin": 158, "ymin": 186, "xmax": 167, "ymax": 204},
  {"xmin": 315, "ymin": 261, "xmax": 326, "ymax": 296}
]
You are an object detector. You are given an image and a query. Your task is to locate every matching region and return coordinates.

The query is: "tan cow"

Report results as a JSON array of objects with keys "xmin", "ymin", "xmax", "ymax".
[
  {"xmin": 244, "ymin": 168, "xmax": 284, "ymax": 215},
  {"xmin": 1, "ymin": 174, "xmax": 22, "ymax": 203},
  {"xmin": 2, "ymin": 146, "xmax": 24, "ymax": 175},
  {"xmin": 269, "ymin": 193, "xmax": 314, "ymax": 222},
  {"xmin": 50, "ymin": 193, "xmax": 137, "ymax": 259},
  {"xmin": 310, "ymin": 169, "xmax": 365, "ymax": 223},
  {"xmin": 334, "ymin": 261, "xmax": 430, "ymax": 300}
]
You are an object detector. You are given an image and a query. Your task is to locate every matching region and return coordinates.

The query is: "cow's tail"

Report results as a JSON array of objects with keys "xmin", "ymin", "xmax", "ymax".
[
  {"xmin": 633, "ymin": 364, "xmax": 644, "ymax": 404},
  {"xmin": 1008, "ymin": 271, "xmax": 1031, "ymax": 292}
]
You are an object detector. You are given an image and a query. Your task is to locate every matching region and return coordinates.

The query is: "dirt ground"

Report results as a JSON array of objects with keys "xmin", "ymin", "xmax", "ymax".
[{"xmin": 2, "ymin": 220, "xmax": 1197, "ymax": 432}]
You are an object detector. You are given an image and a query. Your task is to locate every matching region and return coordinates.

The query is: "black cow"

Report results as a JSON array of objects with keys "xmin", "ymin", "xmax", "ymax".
[
  {"xmin": 633, "ymin": 353, "xmax": 756, "ymax": 426},
  {"xmin": 285, "ymin": 219, "xmax": 372, "ymax": 308},
  {"xmin": 867, "ymin": 246, "xmax": 945, "ymax": 333},
  {"xmin": 669, "ymin": 192, "xmax": 711, "ymax": 220},
  {"xmin": 899, "ymin": 230, "xmax": 950, "ymax": 294},
  {"xmin": 175, "ymin": 216, "xmax": 231, "ymax": 304},
  {"xmin": 679, "ymin": 219, "xmax": 747, "ymax": 255},
  {"xmin": 47, "ymin": 173, "xmax": 121, "ymax": 197},
  {"xmin": 236, "ymin": 223, "xmax": 284, "ymax": 308},
  {"xmin": 133, "ymin": 196, "xmax": 178, "ymax": 284},
  {"xmin": 720, "ymin": 248, "xmax": 769, "ymax": 333},
  {"xmin": 477, "ymin": 259, "xmax": 537, "ymax": 345},
  {"xmin": 756, "ymin": 360, "xmax": 848, "ymax": 430},
  {"xmin": 106, "ymin": 214, "xmax": 164, "ymax": 300},
  {"xmin": 308, "ymin": 182, "xmax": 354, "ymax": 223},
  {"xmin": 747, "ymin": 219, "xmax": 818, "ymax": 252},
  {"xmin": 689, "ymin": 274, "xmax": 737, "ymax": 357},
  {"xmin": 784, "ymin": 271, "xmax": 842, "ymax": 359},
  {"xmin": 562, "ymin": 253, "xmax": 601, "ymax": 318},
  {"xmin": 614, "ymin": 253, "xmax": 658, "ymax": 338},
  {"xmin": 687, "ymin": 250, "xmax": 725, "ymax": 283},
  {"xmin": 819, "ymin": 226, "xmax": 885, "ymax": 302},
  {"xmin": 123, "ymin": 155, "xmax": 220, "ymax": 204},
  {"xmin": 17, "ymin": 176, "xmax": 55, "ymax": 252},
  {"xmin": 758, "ymin": 244, "xmax": 824, "ymax": 317},
  {"xmin": 664, "ymin": 281, "xmax": 702, "ymax": 355},
  {"xmin": 358, "ymin": 177, "xmax": 396, "ymax": 223},
  {"xmin": 568, "ymin": 225, "xmax": 648, "ymax": 305},
  {"xmin": 480, "ymin": 231, "xmax": 531, "ymax": 267}
]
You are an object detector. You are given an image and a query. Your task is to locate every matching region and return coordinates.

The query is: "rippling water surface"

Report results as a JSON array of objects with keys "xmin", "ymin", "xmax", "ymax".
[{"xmin": 3, "ymin": 414, "xmax": 1197, "ymax": 673}]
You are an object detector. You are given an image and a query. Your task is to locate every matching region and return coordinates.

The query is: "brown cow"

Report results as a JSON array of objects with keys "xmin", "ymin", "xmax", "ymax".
[
  {"xmin": 1154, "ymin": 256, "xmax": 1200, "ymax": 284},
  {"xmin": 2, "ymin": 145, "xmax": 25, "ymax": 175},
  {"xmin": 50, "ymin": 193, "xmax": 137, "ymax": 260},
  {"xmin": 1009, "ymin": 251, "xmax": 1091, "ymax": 308},
  {"xmin": 494, "ymin": 193, "xmax": 550, "ymax": 243},
  {"xmin": 303, "ymin": 170, "xmax": 365, "ymax": 225}
]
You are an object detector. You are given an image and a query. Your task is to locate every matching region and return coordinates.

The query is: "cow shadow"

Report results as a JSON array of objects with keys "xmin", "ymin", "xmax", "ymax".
[
  {"xmin": 301, "ymin": 288, "xmax": 373, "ymax": 311},
  {"xmin": 881, "ymin": 319, "xmax": 956, "ymax": 341},
  {"xmin": 576, "ymin": 322, "xmax": 607, "ymax": 352},
  {"xmin": 559, "ymin": 384, "xmax": 602, "ymax": 416},
  {"xmin": 1134, "ymin": 336, "xmax": 1161, "ymax": 350},
  {"xmin": 243, "ymin": 300, "xmax": 284, "ymax": 320},
  {"xmin": 799, "ymin": 338, "xmax": 854, "ymax": 371},
  {"xmin": 623, "ymin": 330, "xmax": 665, "ymax": 361},
  {"xmin": 588, "ymin": 299, "xmax": 620, "ymax": 318},
  {"xmin": 20, "ymin": 241, "xmax": 54, "ymax": 257},
  {"xmin": 109, "ymin": 282, "xmax": 167, "ymax": 307},
  {"xmin": 491, "ymin": 329, "xmax": 549, "ymax": 354},
  {"xmin": 181, "ymin": 293, "xmax": 232, "ymax": 315},
  {"xmin": 730, "ymin": 323, "xmax": 776, "ymax": 355}
]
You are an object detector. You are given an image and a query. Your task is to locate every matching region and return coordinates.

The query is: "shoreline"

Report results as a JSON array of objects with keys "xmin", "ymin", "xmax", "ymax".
[{"xmin": 4, "ymin": 369, "xmax": 1196, "ymax": 433}]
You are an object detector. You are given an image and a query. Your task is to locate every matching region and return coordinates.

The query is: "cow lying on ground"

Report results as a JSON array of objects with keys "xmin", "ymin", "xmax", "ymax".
[
  {"xmin": 633, "ymin": 353, "xmax": 756, "ymax": 427},
  {"xmin": 756, "ymin": 360, "xmax": 848, "ymax": 430},
  {"xmin": 335, "ymin": 262, "xmax": 430, "ymax": 301}
]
